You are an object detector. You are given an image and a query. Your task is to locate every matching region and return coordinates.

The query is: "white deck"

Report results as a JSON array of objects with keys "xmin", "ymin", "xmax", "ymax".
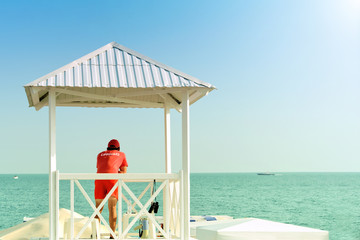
[
  {"xmin": 1, "ymin": 212, "xmax": 328, "ymax": 240},
  {"xmin": 196, "ymin": 218, "xmax": 329, "ymax": 240}
]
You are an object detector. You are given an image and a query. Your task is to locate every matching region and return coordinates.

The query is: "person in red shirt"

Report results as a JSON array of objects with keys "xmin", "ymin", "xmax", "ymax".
[{"xmin": 95, "ymin": 139, "xmax": 128, "ymax": 237}]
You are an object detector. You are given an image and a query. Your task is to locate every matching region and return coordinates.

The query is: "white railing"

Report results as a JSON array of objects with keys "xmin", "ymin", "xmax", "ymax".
[{"xmin": 59, "ymin": 172, "xmax": 183, "ymax": 240}]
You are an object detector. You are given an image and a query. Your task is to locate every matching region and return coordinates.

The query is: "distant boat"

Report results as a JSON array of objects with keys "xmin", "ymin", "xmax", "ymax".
[
  {"xmin": 257, "ymin": 173, "xmax": 275, "ymax": 176},
  {"xmin": 13, "ymin": 176, "xmax": 18, "ymax": 179},
  {"xmin": 23, "ymin": 216, "xmax": 34, "ymax": 222}
]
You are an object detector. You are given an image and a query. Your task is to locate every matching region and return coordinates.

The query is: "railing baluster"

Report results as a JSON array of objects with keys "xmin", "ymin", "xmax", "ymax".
[
  {"xmin": 70, "ymin": 179, "xmax": 74, "ymax": 240},
  {"xmin": 118, "ymin": 179, "xmax": 122, "ymax": 240},
  {"xmin": 164, "ymin": 179, "xmax": 170, "ymax": 239},
  {"xmin": 180, "ymin": 170, "xmax": 184, "ymax": 239},
  {"xmin": 55, "ymin": 171, "xmax": 59, "ymax": 240}
]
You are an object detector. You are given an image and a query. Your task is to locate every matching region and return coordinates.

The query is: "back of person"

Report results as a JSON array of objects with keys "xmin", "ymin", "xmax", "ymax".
[
  {"xmin": 97, "ymin": 150, "xmax": 127, "ymax": 173},
  {"xmin": 94, "ymin": 139, "xmax": 128, "ymax": 238}
]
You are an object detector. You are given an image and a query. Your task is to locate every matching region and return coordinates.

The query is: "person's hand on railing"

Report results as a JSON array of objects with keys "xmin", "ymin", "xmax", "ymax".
[{"xmin": 118, "ymin": 166, "xmax": 127, "ymax": 174}]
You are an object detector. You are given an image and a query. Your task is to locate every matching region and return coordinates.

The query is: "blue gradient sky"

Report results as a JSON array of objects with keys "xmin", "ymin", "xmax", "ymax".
[{"xmin": 0, "ymin": 0, "xmax": 359, "ymax": 173}]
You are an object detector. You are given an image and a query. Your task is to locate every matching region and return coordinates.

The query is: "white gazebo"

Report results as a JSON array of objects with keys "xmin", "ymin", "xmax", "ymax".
[{"xmin": 24, "ymin": 42, "xmax": 215, "ymax": 240}]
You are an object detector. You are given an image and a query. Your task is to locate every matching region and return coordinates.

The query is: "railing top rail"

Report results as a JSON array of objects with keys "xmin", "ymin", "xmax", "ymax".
[{"xmin": 59, "ymin": 172, "xmax": 180, "ymax": 181}]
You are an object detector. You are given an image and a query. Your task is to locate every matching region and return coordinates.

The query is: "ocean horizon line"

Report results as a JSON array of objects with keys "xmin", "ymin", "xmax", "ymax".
[{"xmin": 2, "ymin": 171, "xmax": 360, "ymax": 174}]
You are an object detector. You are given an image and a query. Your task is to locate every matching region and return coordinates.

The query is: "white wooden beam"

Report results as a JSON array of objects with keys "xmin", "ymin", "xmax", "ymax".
[
  {"xmin": 35, "ymin": 92, "xmax": 62, "ymax": 111},
  {"xmin": 181, "ymin": 91, "xmax": 190, "ymax": 240},
  {"xmin": 57, "ymin": 97, "xmax": 157, "ymax": 108},
  {"xmin": 30, "ymin": 87, "xmax": 40, "ymax": 106},
  {"xmin": 56, "ymin": 96, "xmax": 92, "ymax": 103},
  {"xmin": 35, "ymin": 94, "xmax": 49, "ymax": 111},
  {"xmin": 115, "ymin": 87, "xmax": 190, "ymax": 98},
  {"xmin": 160, "ymin": 94, "xmax": 182, "ymax": 112},
  {"xmin": 57, "ymin": 97, "xmax": 141, "ymax": 105},
  {"xmin": 56, "ymin": 103, "xmax": 161, "ymax": 108},
  {"xmin": 53, "ymin": 88, "xmax": 164, "ymax": 108},
  {"xmin": 189, "ymin": 90, "xmax": 209, "ymax": 105}
]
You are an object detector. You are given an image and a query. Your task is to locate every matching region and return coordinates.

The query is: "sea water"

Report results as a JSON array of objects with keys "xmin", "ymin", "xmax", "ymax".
[{"xmin": 0, "ymin": 173, "xmax": 359, "ymax": 240}]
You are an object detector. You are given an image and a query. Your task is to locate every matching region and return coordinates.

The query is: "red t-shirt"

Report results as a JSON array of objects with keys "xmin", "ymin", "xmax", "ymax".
[{"xmin": 96, "ymin": 150, "xmax": 128, "ymax": 173}]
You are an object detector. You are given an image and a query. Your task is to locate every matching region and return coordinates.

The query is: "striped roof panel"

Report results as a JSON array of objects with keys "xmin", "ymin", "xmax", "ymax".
[{"xmin": 29, "ymin": 42, "xmax": 213, "ymax": 89}]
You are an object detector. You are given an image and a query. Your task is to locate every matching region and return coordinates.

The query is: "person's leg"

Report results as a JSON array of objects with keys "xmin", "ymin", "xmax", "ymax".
[
  {"xmin": 95, "ymin": 199, "xmax": 105, "ymax": 222},
  {"xmin": 108, "ymin": 196, "xmax": 118, "ymax": 233},
  {"xmin": 94, "ymin": 180, "xmax": 106, "ymax": 222}
]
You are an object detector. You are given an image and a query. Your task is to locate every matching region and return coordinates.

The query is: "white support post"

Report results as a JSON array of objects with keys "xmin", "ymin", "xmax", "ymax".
[
  {"xmin": 164, "ymin": 104, "xmax": 172, "ymax": 238},
  {"xmin": 49, "ymin": 89, "xmax": 58, "ymax": 240},
  {"xmin": 70, "ymin": 179, "xmax": 74, "ymax": 240},
  {"xmin": 164, "ymin": 104, "xmax": 171, "ymax": 173},
  {"xmin": 181, "ymin": 91, "xmax": 190, "ymax": 240}
]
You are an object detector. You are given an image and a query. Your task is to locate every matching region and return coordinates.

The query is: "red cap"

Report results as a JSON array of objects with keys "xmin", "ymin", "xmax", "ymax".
[{"xmin": 108, "ymin": 139, "xmax": 120, "ymax": 148}]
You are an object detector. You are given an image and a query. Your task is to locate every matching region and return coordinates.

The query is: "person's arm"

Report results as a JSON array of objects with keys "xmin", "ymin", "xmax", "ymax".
[{"xmin": 118, "ymin": 152, "xmax": 128, "ymax": 173}]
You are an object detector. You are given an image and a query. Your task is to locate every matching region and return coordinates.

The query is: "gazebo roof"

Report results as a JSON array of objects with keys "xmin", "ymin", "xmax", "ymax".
[{"xmin": 24, "ymin": 42, "xmax": 215, "ymax": 111}]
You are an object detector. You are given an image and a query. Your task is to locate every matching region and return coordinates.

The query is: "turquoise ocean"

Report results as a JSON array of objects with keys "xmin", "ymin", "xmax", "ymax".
[{"xmin": 1, "ymin": 173, "xmax": 360, "ymax": 240}]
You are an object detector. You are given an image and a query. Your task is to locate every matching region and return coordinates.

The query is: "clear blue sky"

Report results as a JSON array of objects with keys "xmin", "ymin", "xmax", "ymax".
[{"xmin": 0, "ymin": 0, "xmax": 359, "ymax": 173}]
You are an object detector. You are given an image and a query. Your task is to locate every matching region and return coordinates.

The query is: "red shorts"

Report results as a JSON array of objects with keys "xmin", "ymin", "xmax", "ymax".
[{"xmin": 94, "ymin": 180, "xmax": 119, "ymax": 200}]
